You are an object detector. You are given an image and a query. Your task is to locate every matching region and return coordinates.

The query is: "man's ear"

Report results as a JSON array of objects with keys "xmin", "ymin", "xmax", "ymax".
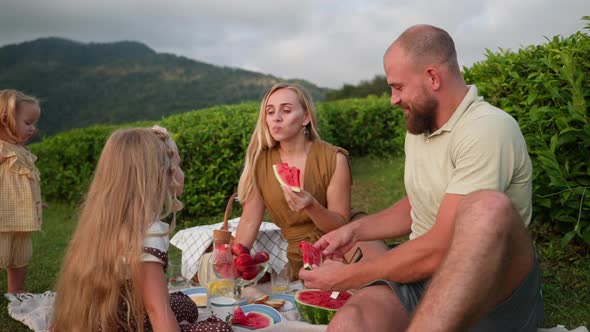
[{"xmin": 425, "ymin": 67, "xmax": 441, "ymax": 91}]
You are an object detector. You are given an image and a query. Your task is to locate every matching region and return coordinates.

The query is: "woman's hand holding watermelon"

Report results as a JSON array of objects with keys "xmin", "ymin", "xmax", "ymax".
[{"xmin": 280, "ymin": 185, "xmax": 314, "ymax": 212}]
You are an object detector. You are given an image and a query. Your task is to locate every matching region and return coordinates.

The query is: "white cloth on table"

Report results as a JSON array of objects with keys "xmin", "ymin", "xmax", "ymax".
[
  {"xmin": 4, "ymin": 289, "xmax": 589, "ymax": 332},
  {"xmin": 202, "ymin": 283, "xmax": 590, "ymax": 332},
  {"xmin": 170, "ymin": 217, "xmax": 288, "ymax": 281}
]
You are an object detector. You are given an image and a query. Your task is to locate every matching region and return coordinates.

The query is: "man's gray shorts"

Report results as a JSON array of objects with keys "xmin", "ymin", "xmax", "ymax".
[{"xmin": 368, "ymin": 253, "xmax": 544, "ymax": 331}]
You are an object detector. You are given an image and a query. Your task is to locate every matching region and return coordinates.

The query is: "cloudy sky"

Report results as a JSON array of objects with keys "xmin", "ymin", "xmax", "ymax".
[{"xmin": 1, "ymin": 0, "xmax": 588, "ymax": 88}]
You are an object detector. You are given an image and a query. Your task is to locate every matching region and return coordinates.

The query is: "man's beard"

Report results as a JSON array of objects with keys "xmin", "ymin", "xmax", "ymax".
[{"xmin": 404, "ymin": 92, "xmax": 438, "ymax": 135}]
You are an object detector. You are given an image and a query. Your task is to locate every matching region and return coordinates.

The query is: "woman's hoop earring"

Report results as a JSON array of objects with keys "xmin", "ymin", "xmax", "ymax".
[{"xmin": 303, "ymin": 126, "xmax": 309, "ymax": 136}]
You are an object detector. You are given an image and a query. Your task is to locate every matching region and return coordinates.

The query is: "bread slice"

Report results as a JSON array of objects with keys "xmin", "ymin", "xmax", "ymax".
[
  {"xmin": 264, "ymin": 299, "xmax": 285, "ymax": 310},
  {"xmin": 247, "ymin": 295, "xmax": 285, "ymax": 310},
  {"xmin": 248, "ymin": 295, "xmax": 269, "ymax": 304}
]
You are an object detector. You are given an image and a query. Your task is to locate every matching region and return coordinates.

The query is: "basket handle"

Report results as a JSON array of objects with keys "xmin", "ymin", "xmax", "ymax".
[{"xmin": 222, "ymin": 193, "xmax": 237, "ymax": 231}]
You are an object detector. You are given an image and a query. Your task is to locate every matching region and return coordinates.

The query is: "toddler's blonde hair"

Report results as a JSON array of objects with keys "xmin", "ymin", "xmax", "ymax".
[{"xmin": 0, "ymin": 89, "xmax": 40, "ymax": 142}]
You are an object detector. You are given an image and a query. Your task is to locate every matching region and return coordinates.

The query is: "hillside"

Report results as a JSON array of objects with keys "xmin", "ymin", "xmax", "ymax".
[
  {"xmin": 326, "ymin": 75, "xmax": 389, "ymax": 101},
  {"xmin": 0, "ymin": 37, "xmax": 327, "ymax": 137}
]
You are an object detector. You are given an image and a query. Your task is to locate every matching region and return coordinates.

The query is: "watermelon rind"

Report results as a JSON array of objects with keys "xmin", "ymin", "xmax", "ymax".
[
  {"xmin": 272, "ymin": 164, "xmax": 301, "ymax": 192},
  {"xmin": 294, "ymin": 289, "xmax": 350, "ymax": 325}
]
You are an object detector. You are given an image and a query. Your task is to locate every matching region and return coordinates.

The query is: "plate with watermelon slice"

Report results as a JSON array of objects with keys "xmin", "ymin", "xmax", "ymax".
[{"xmin": 233, "ymin": 304, "xmax": 282, "ymax": 329}]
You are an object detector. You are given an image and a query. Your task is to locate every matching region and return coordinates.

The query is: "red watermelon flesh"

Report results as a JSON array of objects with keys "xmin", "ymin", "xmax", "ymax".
[
  {"xmin": 233, "ymin": 307, "xmax": 273, "ymax": 329},
  {"xmin": 296, "ymin": 289, "xmax": 351, "ymax": 309},
  {"xmin": 272, "ymin": 163, "xmax": 301, "ymax": 192},
  {"xmin": 233, "ymin": 306, "xmax": 247, "ymax": 324},
  {"xmin": 299, "ymin": 241, "xmax": 322, "ymax": 270},
  {"xmin": 295, "ymin": 289, "xmax": 352, "ymax": 325}
]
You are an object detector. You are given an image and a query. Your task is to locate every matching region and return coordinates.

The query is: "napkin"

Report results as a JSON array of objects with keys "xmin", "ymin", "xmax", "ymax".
[{"xmin": 5, "ymin": 291, "xmax": 55, "ymax": 332}]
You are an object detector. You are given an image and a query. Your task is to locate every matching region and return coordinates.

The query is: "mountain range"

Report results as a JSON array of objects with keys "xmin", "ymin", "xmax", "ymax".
[{"xmin": 0, "ymin": 37, "xmax": 327, "ymax": 137}]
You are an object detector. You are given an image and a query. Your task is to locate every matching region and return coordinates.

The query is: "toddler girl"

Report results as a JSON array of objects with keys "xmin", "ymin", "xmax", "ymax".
[{"xmin": 0, "ymin": 89, "xmax": 42, "ymax": 294}]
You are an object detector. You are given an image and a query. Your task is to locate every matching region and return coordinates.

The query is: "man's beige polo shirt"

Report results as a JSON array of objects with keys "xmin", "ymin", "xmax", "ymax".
[{"xmin": 404, "ymin": 85, "xmax": 532, "ymax": 240}]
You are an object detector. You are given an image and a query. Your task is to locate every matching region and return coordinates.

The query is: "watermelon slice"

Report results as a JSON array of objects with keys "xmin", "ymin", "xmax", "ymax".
[
  {"xmin": 295, "ymin": 289, "xmax": 352, "ymax": 325},
  {"xmin": 299, "ymin": 241, "xmax": 322, "ymax": 270},
  {"xmin": 233, "ymin": 306, "xmax": 273, "ymax": 329},
  {"xmin": 233, "ymin": 306, "xmax": 247, "ymax": 324},
  {"xmin": 272, "ymin": 163, "xmax": 301, "ymax": 192}
]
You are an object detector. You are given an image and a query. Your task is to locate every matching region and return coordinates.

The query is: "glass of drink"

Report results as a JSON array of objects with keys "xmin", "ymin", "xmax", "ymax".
[
  {"xmin": 271, "ymin": 264, "xmax": 290, "ymax": 294},
  {"xmin": 167, "ymin": 259, "xmax": 189, "ymax": 288}
]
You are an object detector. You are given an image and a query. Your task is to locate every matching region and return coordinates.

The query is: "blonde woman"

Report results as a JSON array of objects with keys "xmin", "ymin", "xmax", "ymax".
[
  {"xmin": 52, "ymin": 127, "xmax": 230, "ymax": 331},
  {"xmin": 234, "ymin": 83, "xmax": 387, "ymax": 279}
]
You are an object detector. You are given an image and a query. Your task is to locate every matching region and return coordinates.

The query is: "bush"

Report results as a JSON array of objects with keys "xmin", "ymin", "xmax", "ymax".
[
  {"xmin": 463, "ymin": 30, "xmax": 590, "ymax": 245},
  {"xmin": 160, "ymin": 103, "xmax": 258, "ymax": 218},
  {"xmin": 316, "ymin": 96, "xmax": 405, "ymax": 157},
  {"xmin": 30, "ymin": 125, "xmax": 121, "ymax": 204}
]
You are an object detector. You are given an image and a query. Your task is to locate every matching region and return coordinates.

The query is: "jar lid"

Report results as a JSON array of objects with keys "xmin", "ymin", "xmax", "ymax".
[{"xmin": 213, "ymin": 229, "xmax": 232, "ymax": 244}]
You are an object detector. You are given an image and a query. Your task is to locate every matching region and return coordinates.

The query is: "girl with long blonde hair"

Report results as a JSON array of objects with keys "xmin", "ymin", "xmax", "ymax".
[
  {"xmin": 234, "ymin": 83, "xmax": 387, "ymax": 279},
  {"xmin": 52, "ymin": 127, "xmax": 231, "ymax": 332}
]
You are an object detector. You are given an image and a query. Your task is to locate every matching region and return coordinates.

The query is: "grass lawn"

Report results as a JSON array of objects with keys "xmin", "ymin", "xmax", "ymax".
[
  {"xmin": 0, "ymin": 155, "xmax": 588, "ymax": 330},
  {"xmin": 0, "ymin": 203, "xmax": 79, "ymax": 331}
]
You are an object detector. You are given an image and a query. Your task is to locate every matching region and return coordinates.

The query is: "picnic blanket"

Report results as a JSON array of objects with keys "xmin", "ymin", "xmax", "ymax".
[
  {"xmin": 5, "ymin": 292, "xmax": 54, "ymax": 332},
  {"xmin": 6, "ymin": 290, "xmax": 588, "ymax": 332}
]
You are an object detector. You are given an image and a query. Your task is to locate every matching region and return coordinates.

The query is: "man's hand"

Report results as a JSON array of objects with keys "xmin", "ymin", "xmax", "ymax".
[
  {"xmin": 280, "ymin": 185, "xmax": 314, "ymax": 212},
  {"xmin": 299, "ymin": 259, "xmax": 352, "ymax": 291},
  {"xmin": 313, "ymin": 225, "xmax": 357, "ymax": 262}
]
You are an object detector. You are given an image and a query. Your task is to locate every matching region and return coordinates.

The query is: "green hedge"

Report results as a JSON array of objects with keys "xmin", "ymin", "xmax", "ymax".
[
  {"xmin": 30, "ymin": 121, "xmax": 155, "ymax": 204},
  {"xmin": 160, "ymin": 103, "xmax": 258, "ymax": 218},
  {"xmin": 31, "ymin": 125, "xmax": 120, "ymax": 204},
  {"xmin": 463, "ymin": 30, "xmax": 590, "ymax": 245},
  {"xmin": 30, "ymin": 100, "xmax": 404, "ymax": 223},
  {"xmin": 317, "ymin": 96, "xmax": 405, "ymax": 157}
]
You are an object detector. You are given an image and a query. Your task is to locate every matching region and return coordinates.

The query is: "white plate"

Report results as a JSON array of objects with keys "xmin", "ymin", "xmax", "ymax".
[
  {"xmin": 239, "ymin": 294, "xmax": 296, "ymax": 312},
  {"xmin": 268, "ymin": 294, "xmax": 296, "ymax": 312},
  {"xmin": 182, "ymin": 287, "xmax": 207, "ymax": 307}
]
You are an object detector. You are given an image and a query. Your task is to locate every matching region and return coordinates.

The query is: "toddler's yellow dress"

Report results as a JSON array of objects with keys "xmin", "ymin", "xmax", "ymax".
[{"xmin": 0, "ymin": 140, "xmax": 42, "ymax": 232}]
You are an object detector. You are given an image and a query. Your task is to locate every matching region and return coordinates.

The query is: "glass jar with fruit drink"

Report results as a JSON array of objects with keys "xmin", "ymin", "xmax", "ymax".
[
  {"xmin": 207, "ymin": 193, "xmax": 270, "ymax": 304},
  {"xmin": 206, "ymin": 229, "xmax": 237, "ymax": 323}
]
